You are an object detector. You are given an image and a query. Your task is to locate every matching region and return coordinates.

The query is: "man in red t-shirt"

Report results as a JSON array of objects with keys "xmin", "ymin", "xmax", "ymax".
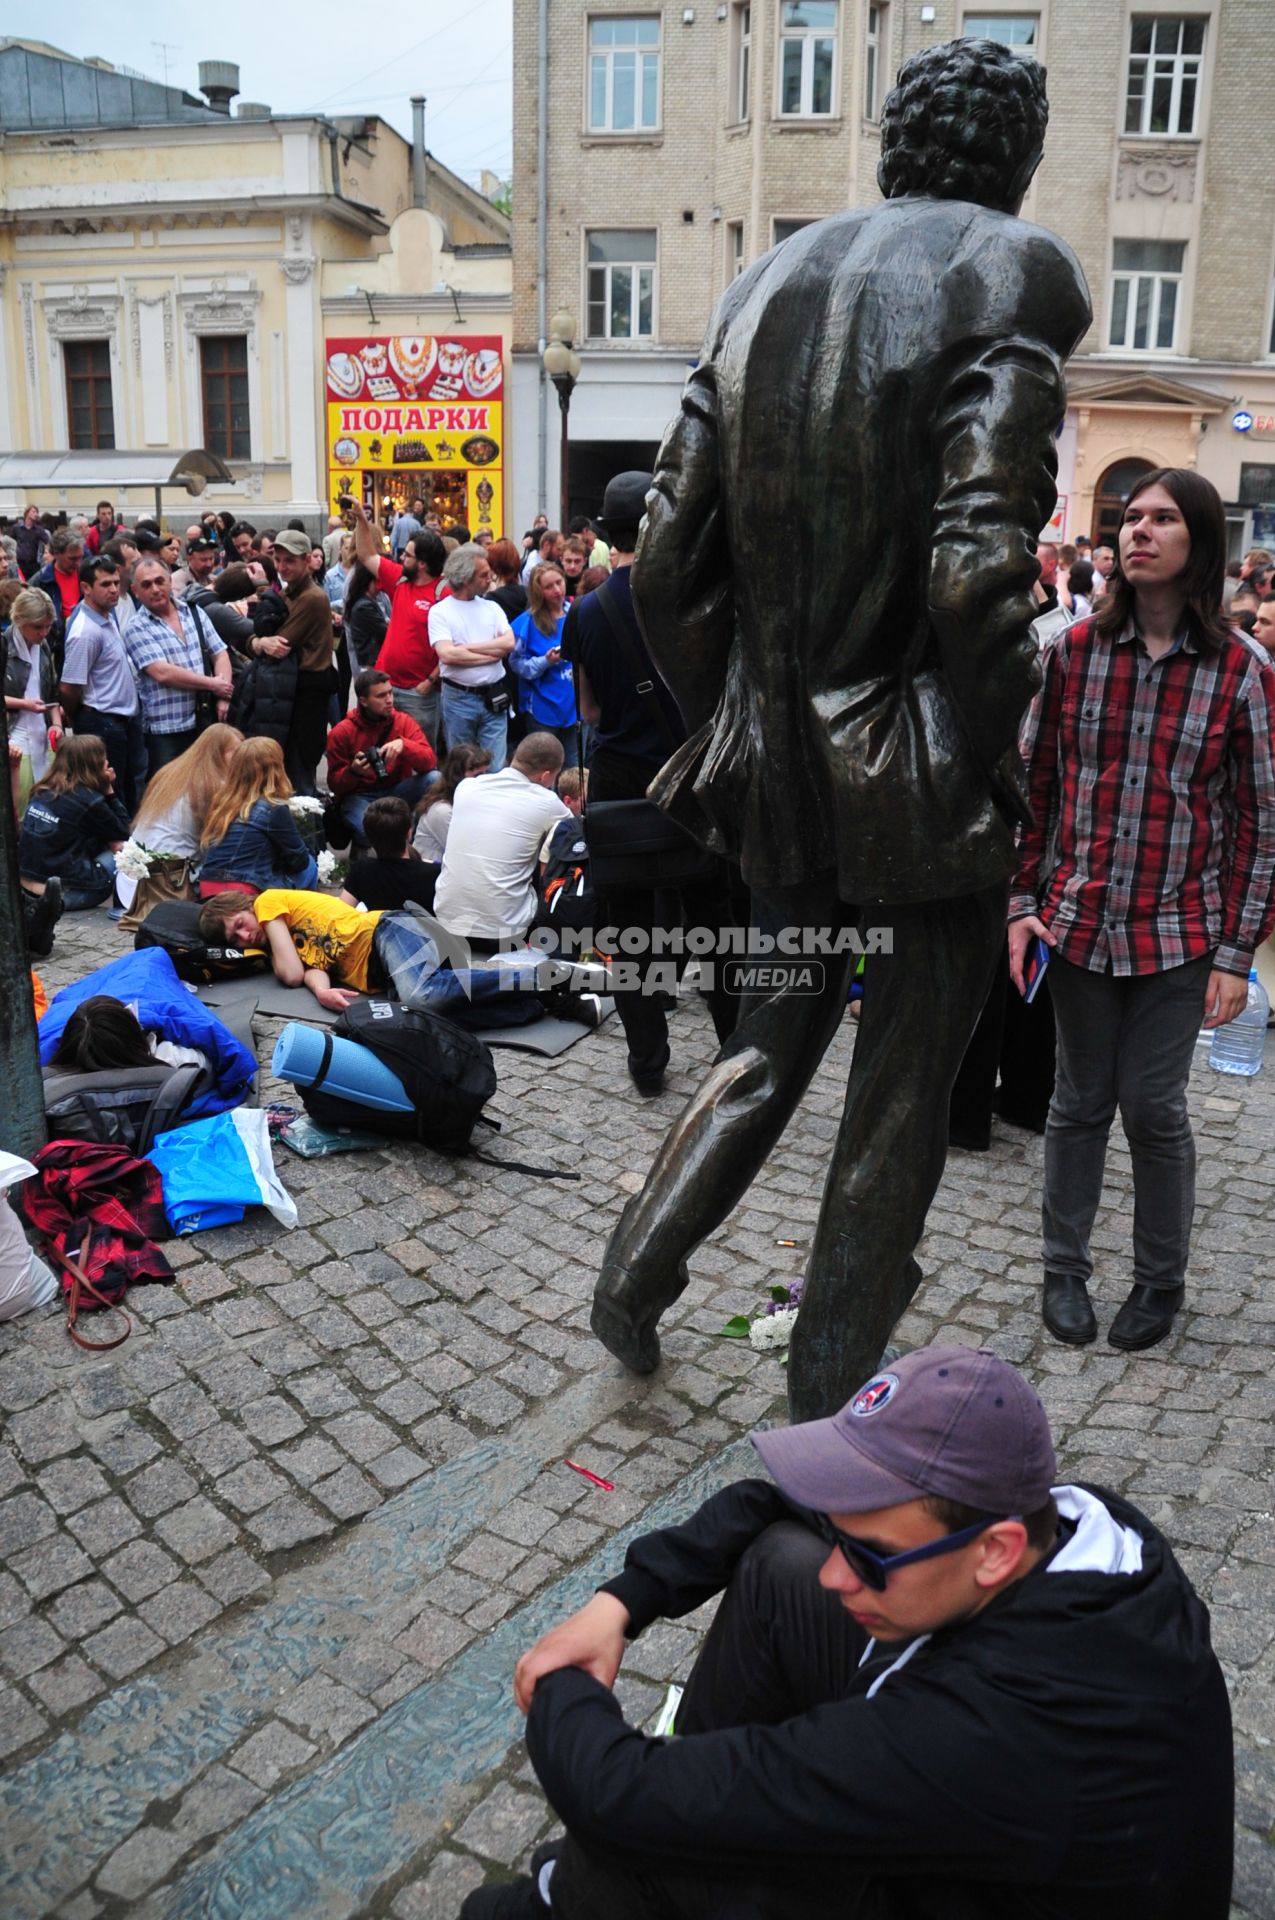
[{"xmin": 352, "ymin": 503, "xmax": 447, "ymax": 749}]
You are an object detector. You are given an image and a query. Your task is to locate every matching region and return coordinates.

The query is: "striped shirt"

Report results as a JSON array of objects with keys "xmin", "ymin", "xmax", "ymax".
[
  {"xmin": 122, "ymin": 600, "xmax": 224, "ymax": 737},
  {"xmin": 1010, "ymin": 616, "xmax": 1275, "ymax": 977}
]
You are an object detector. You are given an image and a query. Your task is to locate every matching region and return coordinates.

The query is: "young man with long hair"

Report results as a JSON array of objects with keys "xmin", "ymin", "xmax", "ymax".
[{"xmin": 1011, "ymin": 468, "xmax": 1275, "ymax": 1351}]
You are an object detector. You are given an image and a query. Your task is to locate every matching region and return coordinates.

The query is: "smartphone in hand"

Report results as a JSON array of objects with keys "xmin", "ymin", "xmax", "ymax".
[{"xmin": 1022, "ymin": 935, "xmax": 1051, "ymax": 1004}]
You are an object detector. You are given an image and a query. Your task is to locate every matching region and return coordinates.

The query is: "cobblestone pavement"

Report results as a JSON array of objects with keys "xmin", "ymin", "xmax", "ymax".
[{"xmin": 2, "ymin": 904, "xmax": 1272, "ymax": 1918}]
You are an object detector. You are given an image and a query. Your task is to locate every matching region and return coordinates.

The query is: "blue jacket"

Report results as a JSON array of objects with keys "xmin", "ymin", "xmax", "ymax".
[
  {"xmin": 199, "ymin": 800, "xmax": 317, "ymax": 893},
  {"xmin": 39, "ymin": 948, "xmax": 256, "ymax": 1118},
  {"xmin": 510, "ymin": 610, "xmax": 576, "ymax": 727}
]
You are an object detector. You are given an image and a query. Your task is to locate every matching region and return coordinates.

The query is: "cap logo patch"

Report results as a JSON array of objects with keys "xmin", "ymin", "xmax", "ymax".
[{"xmin": 850, "ymin": 1372, "xmax": 899, "ymax": 1417}]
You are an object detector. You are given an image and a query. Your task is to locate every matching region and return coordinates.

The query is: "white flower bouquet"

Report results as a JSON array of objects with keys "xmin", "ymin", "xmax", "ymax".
[{"xmin": 115, "ymin": 839, "xmax": 155, "ymax": 882}]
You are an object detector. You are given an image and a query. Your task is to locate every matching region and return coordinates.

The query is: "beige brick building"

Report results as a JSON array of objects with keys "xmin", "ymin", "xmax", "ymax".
[{"xmin": 512, "ymin": 0, "xmax": 1275, "ymax": 552}]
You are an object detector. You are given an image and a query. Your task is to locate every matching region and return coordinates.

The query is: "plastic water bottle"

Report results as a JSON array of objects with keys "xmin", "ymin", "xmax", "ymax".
[{"xmin": 1208, "ymin": 970, "xmax": 1269, "ymax": 1077}]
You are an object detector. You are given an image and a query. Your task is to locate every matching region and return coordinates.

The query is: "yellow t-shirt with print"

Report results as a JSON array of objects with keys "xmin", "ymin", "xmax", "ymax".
[{"xmin": 253, "ymin": 890, "xmax": 382, "ymax": 990}]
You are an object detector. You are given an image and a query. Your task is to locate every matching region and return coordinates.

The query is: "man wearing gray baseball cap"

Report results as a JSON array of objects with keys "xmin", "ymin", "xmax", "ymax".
[{"xmin": 464, "ymin": 1346, "xmax": 1232, "ymax": 1920}]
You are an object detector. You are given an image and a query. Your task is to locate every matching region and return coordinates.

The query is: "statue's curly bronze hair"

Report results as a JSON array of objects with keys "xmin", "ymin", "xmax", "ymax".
[{"xmin": 878, "ymin": 39, "xmax": 1048, "ymax": 214}]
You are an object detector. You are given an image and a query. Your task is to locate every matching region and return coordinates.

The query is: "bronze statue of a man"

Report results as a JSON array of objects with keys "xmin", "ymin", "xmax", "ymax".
[{"xmin": 590, "ymin": 38, "xmax": 1092, "ymax": 1421}]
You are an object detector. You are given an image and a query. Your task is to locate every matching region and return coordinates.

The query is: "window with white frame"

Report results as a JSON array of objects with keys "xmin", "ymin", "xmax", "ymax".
[
  {"xmin": 732, "ymin": 2, "xmax": 751, "ymax": 119},
  {"xmin": 587, "ymin": 17, "xmax": 661, "ymax": 133},
  {"xmin": 1109, "ymin": 240, "xmax": 1185, "ymax": 352},
  {"xmin": 779, "ymin": 0, "xmax": 837, "ymax": 117},
  {"xmin": 1125, "ymin": 16, "xmax": 1204, "ymax": 137},
  {"xmin": 963, "ymin": 12, "xmax": 1038, "ymax": 53},
  {"xmin": 773, "ymin": 218, "xmax": 814, "ymax": 246},
  {"xmin": 587, "ymin": 229, "xmax": 657, "ymax": 339},
  {"xmin": 863, "ymin": 4, "xmax": 888, "ymax": 118},
  {"xmin": 727, "ymin": 221, "xmax": 745, "ymax": 278}
]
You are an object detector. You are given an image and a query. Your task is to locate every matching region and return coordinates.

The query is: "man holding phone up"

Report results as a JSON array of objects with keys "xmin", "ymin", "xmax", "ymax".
[{"xmin": 1009, "ymin": 469, "xmax": 1275, "ymax": 1353}]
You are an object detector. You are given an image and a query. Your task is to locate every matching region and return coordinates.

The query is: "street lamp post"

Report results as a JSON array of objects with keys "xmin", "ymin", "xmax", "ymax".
[{"xmin": 542, "ymin": 310, "xmax": 582, "ymax": 531}]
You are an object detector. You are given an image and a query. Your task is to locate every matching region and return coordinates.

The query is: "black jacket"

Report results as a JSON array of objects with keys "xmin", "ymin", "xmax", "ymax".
[
  {"xmin": 19, "ymin": 786, "xmax": 131, "ymax": 886},
  {"xmin": 183, "ymin": 584, "xmax": 255, "ymax": 653},
  {"xmin": 637, "ymin": 200, "xmax": 1091, "ymax": 903},
  {"xmin": 526, "ymin": 1479, "xmax": 1232, "ymax": 1919}
]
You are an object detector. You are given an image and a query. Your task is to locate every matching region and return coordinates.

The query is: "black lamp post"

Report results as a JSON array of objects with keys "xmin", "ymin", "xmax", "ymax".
[{"xmin": 542, "ymin": 311, "xmax": 582, "ymax": 530}]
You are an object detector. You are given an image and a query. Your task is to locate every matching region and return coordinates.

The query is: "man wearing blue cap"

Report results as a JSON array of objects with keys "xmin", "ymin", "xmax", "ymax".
[{"xmin": 462, "ymin": 1346, "xmax": 1232, "ymax": 1920}]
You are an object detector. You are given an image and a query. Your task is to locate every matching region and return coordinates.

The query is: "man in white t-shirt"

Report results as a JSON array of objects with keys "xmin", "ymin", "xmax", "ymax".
[
  {"xmin": 435, "ymin": 732, "xmax": 568, "ymax": 943},
  {"xmin": 429, "ymin": 544, "xmax": 516, "ymax": 771}
]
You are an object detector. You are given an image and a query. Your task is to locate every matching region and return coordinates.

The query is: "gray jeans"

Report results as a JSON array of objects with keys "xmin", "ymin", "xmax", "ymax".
[
  {"xmin": 1043, "ymin": 952, "xmax": 1211, "ymax": 1293},
  {"xmin": 390, "ymin": 684, "xmax": 439, "ymax": 753}
]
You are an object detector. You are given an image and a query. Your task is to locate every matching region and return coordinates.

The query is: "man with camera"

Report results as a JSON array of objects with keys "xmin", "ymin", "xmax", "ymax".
[{"xmin": 325, "ymin": 668, "xmax": 436, "ymax": 844}]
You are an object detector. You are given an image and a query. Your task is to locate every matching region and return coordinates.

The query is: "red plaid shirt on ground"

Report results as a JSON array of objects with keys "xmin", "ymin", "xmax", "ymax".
[{"xmin": 1010, "ymin": 616, "xmax": 1275, "ymax": 977}]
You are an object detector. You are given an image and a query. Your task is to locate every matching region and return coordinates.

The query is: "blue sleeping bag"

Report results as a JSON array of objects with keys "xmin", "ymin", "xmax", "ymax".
[{"xmin": 38, "ymin": 949, "xmax": 256, "ymax": 1119}]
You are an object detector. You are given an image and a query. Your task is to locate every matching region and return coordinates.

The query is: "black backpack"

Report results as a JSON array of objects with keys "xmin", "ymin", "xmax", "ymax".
[
  {"xmin": 530, "ymin": 816, "xmax": 595, "ymax": 945},
  {"xmin": 300, "ymin": 998, "xmax": 498, "ymax": 1153},
  {"xmin": 42, "ymin": 1059, "xmax": 210, "ymax": 1156},
  {"xmin": 135, "ymin": 900, "xmax": 271, "ymax": 986}
]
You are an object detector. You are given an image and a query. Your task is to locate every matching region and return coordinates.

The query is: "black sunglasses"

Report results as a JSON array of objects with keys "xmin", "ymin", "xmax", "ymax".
[{"xmin": 812, "ymin": 1511, "xmax": 1016, "ymax": 1592}]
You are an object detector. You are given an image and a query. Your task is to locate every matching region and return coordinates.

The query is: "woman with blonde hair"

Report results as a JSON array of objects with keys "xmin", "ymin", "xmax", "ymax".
[
  {"xmin": 509, "ymin": 563, "xmax": 578, "ymax": 765},
  {"xmin": 121, "ymin": 723, "xmax": 243, "ymax": 929},
  {"xmin": 197, "ymin": 735, "xmax": 318, "ymax": 899},
  {"xmin": 19, "ymin": 735, "xmax": 129, "ymax": 910},
  {"xmin": 4, "ymin": 585, "xmax": 63, "ymax": 814}
]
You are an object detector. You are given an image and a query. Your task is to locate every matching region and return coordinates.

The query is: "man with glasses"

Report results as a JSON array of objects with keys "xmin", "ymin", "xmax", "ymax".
[{"xmin": 468, "ymin": 1345, "xmax": 1232, "ymax": 1919}]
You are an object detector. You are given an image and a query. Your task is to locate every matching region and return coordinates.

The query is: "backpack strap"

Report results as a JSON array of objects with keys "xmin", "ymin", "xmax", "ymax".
[
  {"xmin": 139, "ymin": 1061, "xmax": 207, "ymax": 1156},
  {"xmin": 308, "ymin": 1030, "xmax": 337, "ymax": 1093},
  {"xmin": 592, "ymin": 577, "xmax": 683, "ymax": 758},
  {"xmin": 468, "ymin": 1146, "xmax": 581, "ymax": 1182}
]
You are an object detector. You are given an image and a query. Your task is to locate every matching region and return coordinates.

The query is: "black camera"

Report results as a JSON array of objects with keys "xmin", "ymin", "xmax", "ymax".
[{"xmin": 366, "ymin": 744, "xmax": 389, "ymax": 780}]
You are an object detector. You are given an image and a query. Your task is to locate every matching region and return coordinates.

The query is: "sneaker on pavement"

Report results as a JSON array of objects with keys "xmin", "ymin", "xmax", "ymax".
[{"xmin": 460, "ymin": 1842, "xmax": 558, "ymax": 1919}]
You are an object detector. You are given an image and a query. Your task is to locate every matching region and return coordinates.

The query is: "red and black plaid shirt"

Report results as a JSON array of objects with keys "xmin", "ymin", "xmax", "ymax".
[{"xmin": 1011, "ymin": 617, "xmax": 1275, "ymax": 977}]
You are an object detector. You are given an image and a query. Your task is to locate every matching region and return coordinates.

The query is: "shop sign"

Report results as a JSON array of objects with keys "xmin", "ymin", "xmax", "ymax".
[
  {"xmin": 324, "ymin": 334, "xmax": 504, "ymax": 528},
  {"xmin": 1231, "ymin": 411, "xmax": 1275, "ymax": 443}
]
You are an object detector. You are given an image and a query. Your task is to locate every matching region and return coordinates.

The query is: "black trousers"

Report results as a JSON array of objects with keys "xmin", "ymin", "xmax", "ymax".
[
  {"xmin": 285, "ymin": 669, "xmax": 338, "ymax": 797},
  {"xmin": 589, "ymin": 749, "xmax": 737, "ymax": 1080},
  {"xmin": 948, "ymin": 945, "xmax": 1057, "ymax": 1146},
  {"xmin": 597, "ymin": 875, "xmax": 1006, "ymax": 1420},
  {"xmin": 548, "ymin": 1523, "xmax": 882, "ymax": 1920}
]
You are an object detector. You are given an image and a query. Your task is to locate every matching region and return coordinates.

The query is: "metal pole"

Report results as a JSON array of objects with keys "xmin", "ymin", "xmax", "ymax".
[
  {"xmin": 0, "ymin": 639, "xmax": 48, "ymax": 1160},
  {"xmin": 558, "ymin": 384, "xmax": 571, "ymax": 531},
  {"xmin": 536, "ymin": 0, "xmax": 549, "ymax": 517}
]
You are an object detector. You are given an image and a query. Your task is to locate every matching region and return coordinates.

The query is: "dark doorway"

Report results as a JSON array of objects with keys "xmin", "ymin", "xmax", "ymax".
[
  {"xmin": 567, "ymin": 440, "xmax": 662, "ymax": 527},
  {"xmin": 1093, "ymin": 457, "xmax": 1156, "ymax": 548}
]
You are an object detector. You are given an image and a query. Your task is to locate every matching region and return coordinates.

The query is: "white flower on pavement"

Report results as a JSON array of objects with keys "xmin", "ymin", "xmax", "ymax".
[
  {"xmin": 288, "ymin": 795, "xmax": 325, "ymax": 816},
  {"xmin": 749, "ymin": 1307, "xmax": 798, "ymax": 1350}
]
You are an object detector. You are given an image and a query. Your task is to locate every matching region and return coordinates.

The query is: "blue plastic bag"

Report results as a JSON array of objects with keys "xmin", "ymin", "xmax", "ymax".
[{"xmin": 147, "ymin": 1109, "xmax": 297, "ymax": 1236}]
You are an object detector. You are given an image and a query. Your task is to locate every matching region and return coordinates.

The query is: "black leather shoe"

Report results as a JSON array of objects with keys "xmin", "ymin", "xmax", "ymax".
[
  {"xmin": 1108, "ymin": 1283, "xmax": 1185, "ymax": 1352},
  {"xmin": 1042, "ymin": 1273, "xmax": 1097, "ymax": 1345}
]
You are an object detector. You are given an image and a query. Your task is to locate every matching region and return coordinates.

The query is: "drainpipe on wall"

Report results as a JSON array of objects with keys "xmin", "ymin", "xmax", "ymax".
[
  {"xmin": 411, "ymin": 96, "xmax": 428, "ymax": 208},
  {"xmin": 537, "ymin": 0, "xmax": 549, "ymax": 514}
]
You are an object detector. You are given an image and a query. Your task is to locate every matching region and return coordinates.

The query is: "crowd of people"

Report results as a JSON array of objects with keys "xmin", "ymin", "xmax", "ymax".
[{"xmin": 3, "ymin": 495, "xmax": 620, "ymax": 976}]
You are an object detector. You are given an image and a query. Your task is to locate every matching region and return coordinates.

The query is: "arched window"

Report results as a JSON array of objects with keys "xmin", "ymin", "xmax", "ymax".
[{"xmin": 1093, "ymin": 458, "xmax": 1155, "ymax": 547}]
